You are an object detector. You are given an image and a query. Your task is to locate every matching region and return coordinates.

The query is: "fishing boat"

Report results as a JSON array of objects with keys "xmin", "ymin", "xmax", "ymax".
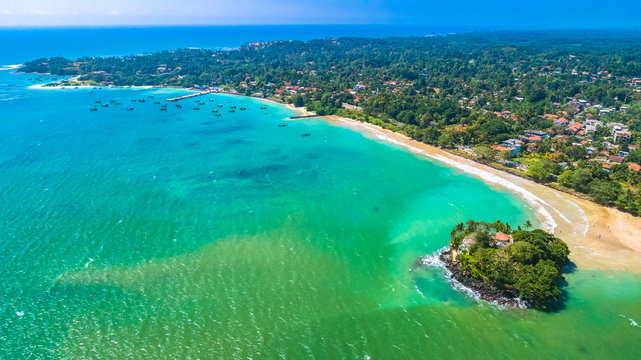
[{"xmin": 126, "ymin": 107, "xmax": 134, "ymax": 111}]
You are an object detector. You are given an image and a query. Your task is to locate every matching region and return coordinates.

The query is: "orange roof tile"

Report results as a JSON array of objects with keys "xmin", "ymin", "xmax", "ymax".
[{"xmin": 628, "ymin": 163, "xmax": 641, "ymax": 171}]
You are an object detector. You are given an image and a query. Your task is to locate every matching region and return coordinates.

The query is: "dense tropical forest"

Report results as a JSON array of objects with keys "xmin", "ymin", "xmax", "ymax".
[
  {"xmin": 20, "ymin": 31, "xmax": 641, "ymax": 215},
  {"xmin": 448, "ymin": 220, "xmax": 570, "ymax": 309}
]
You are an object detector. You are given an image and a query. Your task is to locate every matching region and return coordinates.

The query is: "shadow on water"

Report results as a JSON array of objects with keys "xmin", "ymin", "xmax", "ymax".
[{"xmin": 544, "ymin": 260, "xmax": 577, "ymax": 313}]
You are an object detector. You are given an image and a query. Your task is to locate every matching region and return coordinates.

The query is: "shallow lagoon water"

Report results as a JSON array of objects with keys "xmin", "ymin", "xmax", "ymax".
[{"xmin": 0, "ymin": 70, "xmax": 640, "ymax": 359}]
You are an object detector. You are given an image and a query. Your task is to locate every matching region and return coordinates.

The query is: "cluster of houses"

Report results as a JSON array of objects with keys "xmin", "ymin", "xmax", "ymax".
[{"xmin": 482, "ymin": 96, "xmax": 640, "ymax": 174}]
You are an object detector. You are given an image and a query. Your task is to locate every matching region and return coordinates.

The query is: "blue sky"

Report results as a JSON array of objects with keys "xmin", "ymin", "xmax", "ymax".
[{"xmin": 1, "ymin": 0, "xmax": 640, "ymax": 28}]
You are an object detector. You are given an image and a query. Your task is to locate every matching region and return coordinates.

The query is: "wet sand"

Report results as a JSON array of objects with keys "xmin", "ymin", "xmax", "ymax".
[
  {"xmin": 26, "ymin": 79, "xmax": 641, "ymax": 271},
  {"xmin": 321, "ymin": 115, "xmax": 641, "ymax": 272}
]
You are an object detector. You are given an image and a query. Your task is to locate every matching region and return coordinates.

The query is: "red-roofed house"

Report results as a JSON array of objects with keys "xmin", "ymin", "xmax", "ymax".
[
  {"xmin": 628, "ymin": 163, "xmax": 641, "ymax": 171},
  {"xmin": 609, "ymin": 155, "xmax": 624, "ymax": 163},
  {"xmin": 491, "ymin": 145, "xmax": 509, "ymax": 152},
  {"xmin": 492, "ymin": 232, "xmax": 514, "ymax": 248},
  {"xmin": 554, "ymin": 118, "xmax": 569, "ymax": 126},
  {"xmin": 568, "ymin": 122, "xmax": 583, "ymax": 133}
]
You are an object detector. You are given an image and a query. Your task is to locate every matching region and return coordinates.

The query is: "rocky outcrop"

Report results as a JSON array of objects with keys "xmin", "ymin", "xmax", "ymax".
[{"xmin": 439, "ymin": 249, "xmax": 526, "ymax": 308}]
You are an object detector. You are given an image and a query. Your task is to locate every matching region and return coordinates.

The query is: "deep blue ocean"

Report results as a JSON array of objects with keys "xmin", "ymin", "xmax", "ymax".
[
  {"xmin": 0, "ymin": 25, "xmax": 472, "ymax": 65},
  {"xmin": 1, "ymin": 26, "xmax": 640, "ymax": 359}
]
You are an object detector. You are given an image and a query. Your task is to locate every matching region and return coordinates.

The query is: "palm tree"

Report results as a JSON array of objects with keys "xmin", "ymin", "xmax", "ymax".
[
  {"xmin": 524, "ymin": 220, "xmax": 533, "ymax": 230},
  {"xmin": 450, "ymin": 222, "xmax": 465, "ymax": 237}
]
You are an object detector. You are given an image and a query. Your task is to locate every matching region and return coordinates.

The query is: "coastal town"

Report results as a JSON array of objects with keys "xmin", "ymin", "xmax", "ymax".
[{"xmin": 21, "ymin": 34, "xmax": 641, "ymax": 216}]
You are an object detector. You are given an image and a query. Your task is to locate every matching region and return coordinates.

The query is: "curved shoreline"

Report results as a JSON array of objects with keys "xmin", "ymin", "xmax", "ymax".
[
  {"xmin": 319, "ymin": 115, "xmax": 641, "ymax": 273},
  {"xmin": 25, "ymin": 82, "xmax": 641, "ymax": 272}
]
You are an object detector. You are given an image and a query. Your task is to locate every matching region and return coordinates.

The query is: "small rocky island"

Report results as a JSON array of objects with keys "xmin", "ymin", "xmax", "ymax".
[{"xmin": 438, "ymin": 220, "xmax": 570, "ymax": 310}]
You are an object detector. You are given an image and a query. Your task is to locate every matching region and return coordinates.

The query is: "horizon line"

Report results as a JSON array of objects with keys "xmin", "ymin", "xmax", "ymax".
[{"xmin": 2, "ymin": 24, "xmax": 641, "ymax": 31}]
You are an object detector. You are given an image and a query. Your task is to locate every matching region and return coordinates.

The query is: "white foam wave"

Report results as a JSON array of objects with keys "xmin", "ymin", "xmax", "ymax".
[
  {"xmin": 428, "ymin": 153, "xmax": 557, "ymax": 233},
  {"xmin": 620, "ymin": 314, "xmax": 640, "ymax": 328},
  {"xmin": 343, "ymin": 121, "xmax": 559, "ymax": 232},
  {"xmin": 419, "ymin": 248, "xmax": 528, "ymax": 309},
  {"xmin": 0, "ymin": 64, "xmax": 22, "ymax": 71}
]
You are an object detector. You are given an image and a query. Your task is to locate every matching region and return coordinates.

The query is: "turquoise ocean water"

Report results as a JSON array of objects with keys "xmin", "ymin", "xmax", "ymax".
[{"xmin": 0, "ymin": 27, "xmax": 640, "ymax": 359}]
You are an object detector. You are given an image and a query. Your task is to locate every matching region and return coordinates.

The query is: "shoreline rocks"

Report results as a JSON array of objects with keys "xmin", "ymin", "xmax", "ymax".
[{"xmin": 438, "ymin": 249, "xmax": 527, "ymax": 308}]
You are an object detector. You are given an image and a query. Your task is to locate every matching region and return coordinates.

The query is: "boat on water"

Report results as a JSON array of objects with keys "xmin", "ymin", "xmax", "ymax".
[
  {"xmin": 101, "ymin": 104, "xmax": 109, "ymax": 107},
  {"xmin": 115, "ymin": 102, "xmax": 121, "ymax": 105},
  {"xmin": 131, "ymin": 99, "xmax": 137, "ymax": 102},
  {"xmin": 139, "ymin": 99, "xmax": 146, "ymax": 103},
  {"xmin": 89, "ymin": 107, "xmax": 98, "ymax": 111},
  {"xmin": 240, "ymin": 107, "xmax": 247, "ymax": 110},
  {"xmin": 154, "ymin": 102, "xmax": 160, "ymax": 104},
  {"xmin": 160, "ymin": 108, "xmax": 167, "ymax": 111},
  {"xmin": 217, "ymin": 105, "xmax": 223, "ymax": 107},
  {"xmin": 301, "ymin": 133, "xmax": 311, "ymax": 137},
  {"xmin": 126, "ymin": 107, "xmax": 134, "ymax": 111},
  {"xmin": 95, "ymin": 100, "xmax": 102, "ymax": 104},
  {"xmin": 176, "ymin": 104, "xmax": 182, "ymax": 108},
  {"xmin": 215, "ymin": 114, "xmax": 222, "ymax": 117},
  {"xmin": 278, "ymin": 124, "xmax": 287, "ymax": 127},
  {"xmin": 194, "ymin": 108, "xmax": 200, "ymax": 110},
  {"xmin": 260, "ymin": 106, "xmax": 267, "ymax": 109},
  {"xmin": 229, "ymin": 109, "xmax": 235, "ymax": 113}
]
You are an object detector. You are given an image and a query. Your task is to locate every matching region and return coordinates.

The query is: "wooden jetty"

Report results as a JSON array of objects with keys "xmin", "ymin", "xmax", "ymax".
[
  {"xmin": 166, "ymin": 90, "xmax": 214, "ymax": 102},
  {"xmin": 287, "ymin": 115, "xmax": 321, "ymax": 120}
]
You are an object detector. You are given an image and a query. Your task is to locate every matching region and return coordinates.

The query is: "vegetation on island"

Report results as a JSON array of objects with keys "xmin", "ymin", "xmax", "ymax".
[
  {"xmin": 448, "ymin": 220, "xmax": 570, "ymax": 310},
  {"xmin": 20, "ymin": 31, "xmax": 641, "ymax": 215}
]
